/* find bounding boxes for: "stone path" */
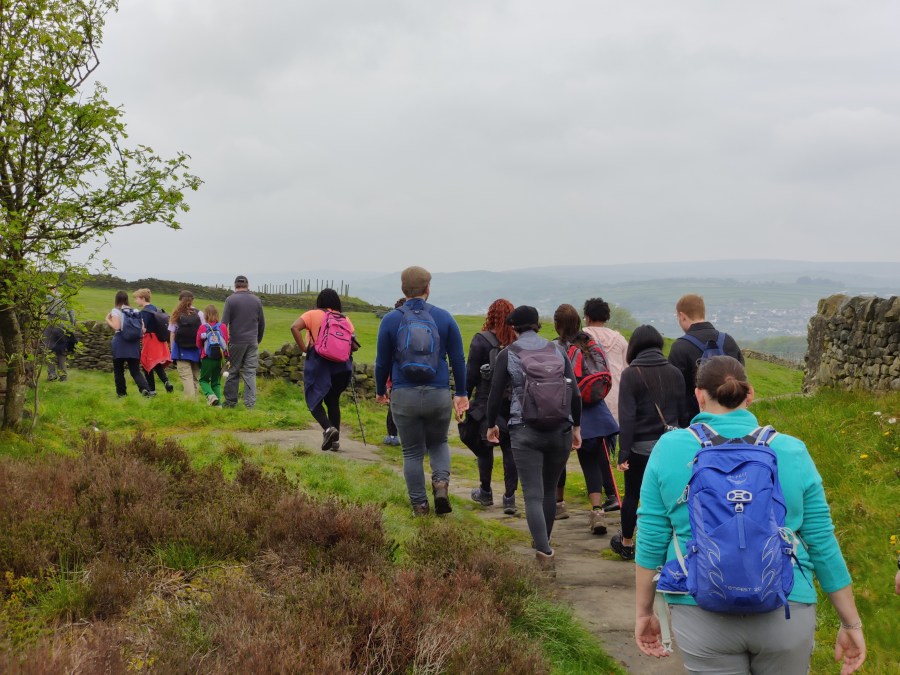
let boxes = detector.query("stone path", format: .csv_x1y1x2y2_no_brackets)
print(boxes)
230,427,684,675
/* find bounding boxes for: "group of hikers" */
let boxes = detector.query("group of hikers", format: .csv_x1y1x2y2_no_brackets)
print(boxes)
97,265,866,673
104,275,264,408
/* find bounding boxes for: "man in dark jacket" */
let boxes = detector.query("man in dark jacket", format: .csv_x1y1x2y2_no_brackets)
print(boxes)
667,294,743,418
222,275,265,409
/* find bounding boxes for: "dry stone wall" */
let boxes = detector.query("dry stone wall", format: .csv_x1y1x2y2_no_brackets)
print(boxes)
804,294,900,393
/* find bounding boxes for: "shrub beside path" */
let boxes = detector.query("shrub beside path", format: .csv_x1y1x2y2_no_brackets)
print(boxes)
230,428,684,675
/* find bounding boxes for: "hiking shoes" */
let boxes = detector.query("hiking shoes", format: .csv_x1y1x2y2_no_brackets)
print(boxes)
382,435,401,446
610,532,635,561
322,427,340,451
164,381,175,393
535,550,556,578
206,393,220,406
554,501,570,520
331,442,340,452
589,509,608,536
470,487,494,507
601,496,621,512
412,502,430,517
140,389,156,398
502,493,518,515
432,480,452,515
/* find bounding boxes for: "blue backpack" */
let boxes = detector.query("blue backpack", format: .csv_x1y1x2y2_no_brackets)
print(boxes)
119,308,143,343
656,424,798,618
204,323,227,360
395,303,441,382
679,332,727,363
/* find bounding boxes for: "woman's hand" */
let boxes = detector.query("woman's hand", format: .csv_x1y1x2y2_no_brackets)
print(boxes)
618,461,630,471
376,393,390,405
486,426,500,444
834,627,866,674
635,615,669,658
571,426,582,450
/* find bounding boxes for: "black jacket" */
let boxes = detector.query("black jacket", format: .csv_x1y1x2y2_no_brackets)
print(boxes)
618,348,688,463
667,321,743,418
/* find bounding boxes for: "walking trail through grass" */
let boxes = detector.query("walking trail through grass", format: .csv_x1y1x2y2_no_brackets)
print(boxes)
228,426,684,675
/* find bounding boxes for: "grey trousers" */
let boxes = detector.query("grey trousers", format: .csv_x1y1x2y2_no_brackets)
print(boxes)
509,424,571,555
224,343,258,408
390,386,453,506
671,602,816,675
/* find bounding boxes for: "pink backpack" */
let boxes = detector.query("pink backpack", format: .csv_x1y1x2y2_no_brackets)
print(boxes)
313,310,353,362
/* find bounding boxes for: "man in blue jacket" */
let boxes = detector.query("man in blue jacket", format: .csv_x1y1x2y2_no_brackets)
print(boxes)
375,266,469,516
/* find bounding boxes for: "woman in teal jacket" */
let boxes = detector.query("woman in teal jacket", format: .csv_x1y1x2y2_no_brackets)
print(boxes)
634,356,865,674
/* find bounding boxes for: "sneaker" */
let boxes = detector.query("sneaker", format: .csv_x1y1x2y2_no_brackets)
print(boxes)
589,509,608,535
432,480,452,515
412,502,430,517
141,389,156,398
164,381,174,393
322,426,339,451
601,496,621,512
331,442,340,452
470,487,494,507
207,393,220,406
382,435,401,446
502,493,517,515
535,549,556,578
222,401,236,409
554,501,569,520
610,532,635,561
389,436,401,446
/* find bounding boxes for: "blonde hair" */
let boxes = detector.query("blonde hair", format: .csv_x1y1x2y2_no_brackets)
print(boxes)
134,288,152,302
204,304,219,323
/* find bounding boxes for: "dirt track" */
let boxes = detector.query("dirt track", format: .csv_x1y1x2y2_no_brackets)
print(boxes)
231,427,684,674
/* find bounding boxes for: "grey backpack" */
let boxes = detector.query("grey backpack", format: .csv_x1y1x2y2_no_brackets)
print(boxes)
510,341,572,430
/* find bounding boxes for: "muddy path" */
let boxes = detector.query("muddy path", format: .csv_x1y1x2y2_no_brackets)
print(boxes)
229,427,683,675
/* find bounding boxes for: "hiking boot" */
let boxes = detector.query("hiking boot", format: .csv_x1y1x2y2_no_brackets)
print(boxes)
412,502,430,517
555,501,569,520
535,549,556,578
141,389,156,398
470,487,494,506
432,480,452,515
207,393,220,406
589,509,608,535
331,442,340,452
601,496,621,512
502,493,518,515
322,426,339,451
164,381,174,393
610,532,635,561
58,374,67,382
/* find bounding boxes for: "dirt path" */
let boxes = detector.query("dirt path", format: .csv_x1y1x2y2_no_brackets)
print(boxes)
231,428,683,675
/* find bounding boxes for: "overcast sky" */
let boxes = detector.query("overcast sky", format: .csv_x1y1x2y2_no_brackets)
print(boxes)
88,0,900,281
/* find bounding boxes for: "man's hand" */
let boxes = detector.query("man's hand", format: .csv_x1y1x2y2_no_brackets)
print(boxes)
376,394,390,405
486,426,500,444
453,395,469,421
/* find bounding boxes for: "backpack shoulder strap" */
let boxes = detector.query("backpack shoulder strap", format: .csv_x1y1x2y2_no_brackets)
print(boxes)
715,332,727,350
747,425,778,445
679,334,706,351
479,330,500,349
687,422,718,447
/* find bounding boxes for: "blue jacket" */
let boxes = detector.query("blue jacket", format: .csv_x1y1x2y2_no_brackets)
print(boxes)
375,298,467,396
636,408,852,606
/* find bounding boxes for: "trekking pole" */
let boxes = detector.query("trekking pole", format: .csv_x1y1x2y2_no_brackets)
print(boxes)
602,437,622,508
350,370,367,446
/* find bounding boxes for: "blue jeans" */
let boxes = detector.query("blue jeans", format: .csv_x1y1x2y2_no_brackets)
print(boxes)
510,424,571,554
390,386,453,506
224,343,258,408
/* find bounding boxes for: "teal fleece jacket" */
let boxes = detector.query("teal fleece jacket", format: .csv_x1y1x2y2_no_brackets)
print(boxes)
636,408,852,606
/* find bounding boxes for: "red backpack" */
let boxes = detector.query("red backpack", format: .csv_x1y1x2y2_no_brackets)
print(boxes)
313,310,354,362
565,331,612,405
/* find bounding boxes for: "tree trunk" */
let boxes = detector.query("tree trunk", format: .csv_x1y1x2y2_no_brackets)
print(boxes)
0,306,26,431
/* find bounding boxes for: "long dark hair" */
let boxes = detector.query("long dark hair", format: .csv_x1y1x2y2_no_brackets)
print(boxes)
114,290,128,308
626,325,664,364
553,304,581,343
316,288,342,312
171,291,195,322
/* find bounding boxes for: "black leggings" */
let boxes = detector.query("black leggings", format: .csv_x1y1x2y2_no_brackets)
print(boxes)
144,363,171,391
621,452,649,539
386,408,398,436
476,430,518,497
309,371,351,431
558,434,617,497
113,358,150,396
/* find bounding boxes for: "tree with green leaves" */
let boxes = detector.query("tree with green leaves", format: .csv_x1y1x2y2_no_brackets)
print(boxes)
0,0,201,429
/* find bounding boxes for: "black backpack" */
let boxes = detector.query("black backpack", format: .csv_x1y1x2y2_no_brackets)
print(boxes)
151,309,171,342
175,310,201,348
511,341,572,430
